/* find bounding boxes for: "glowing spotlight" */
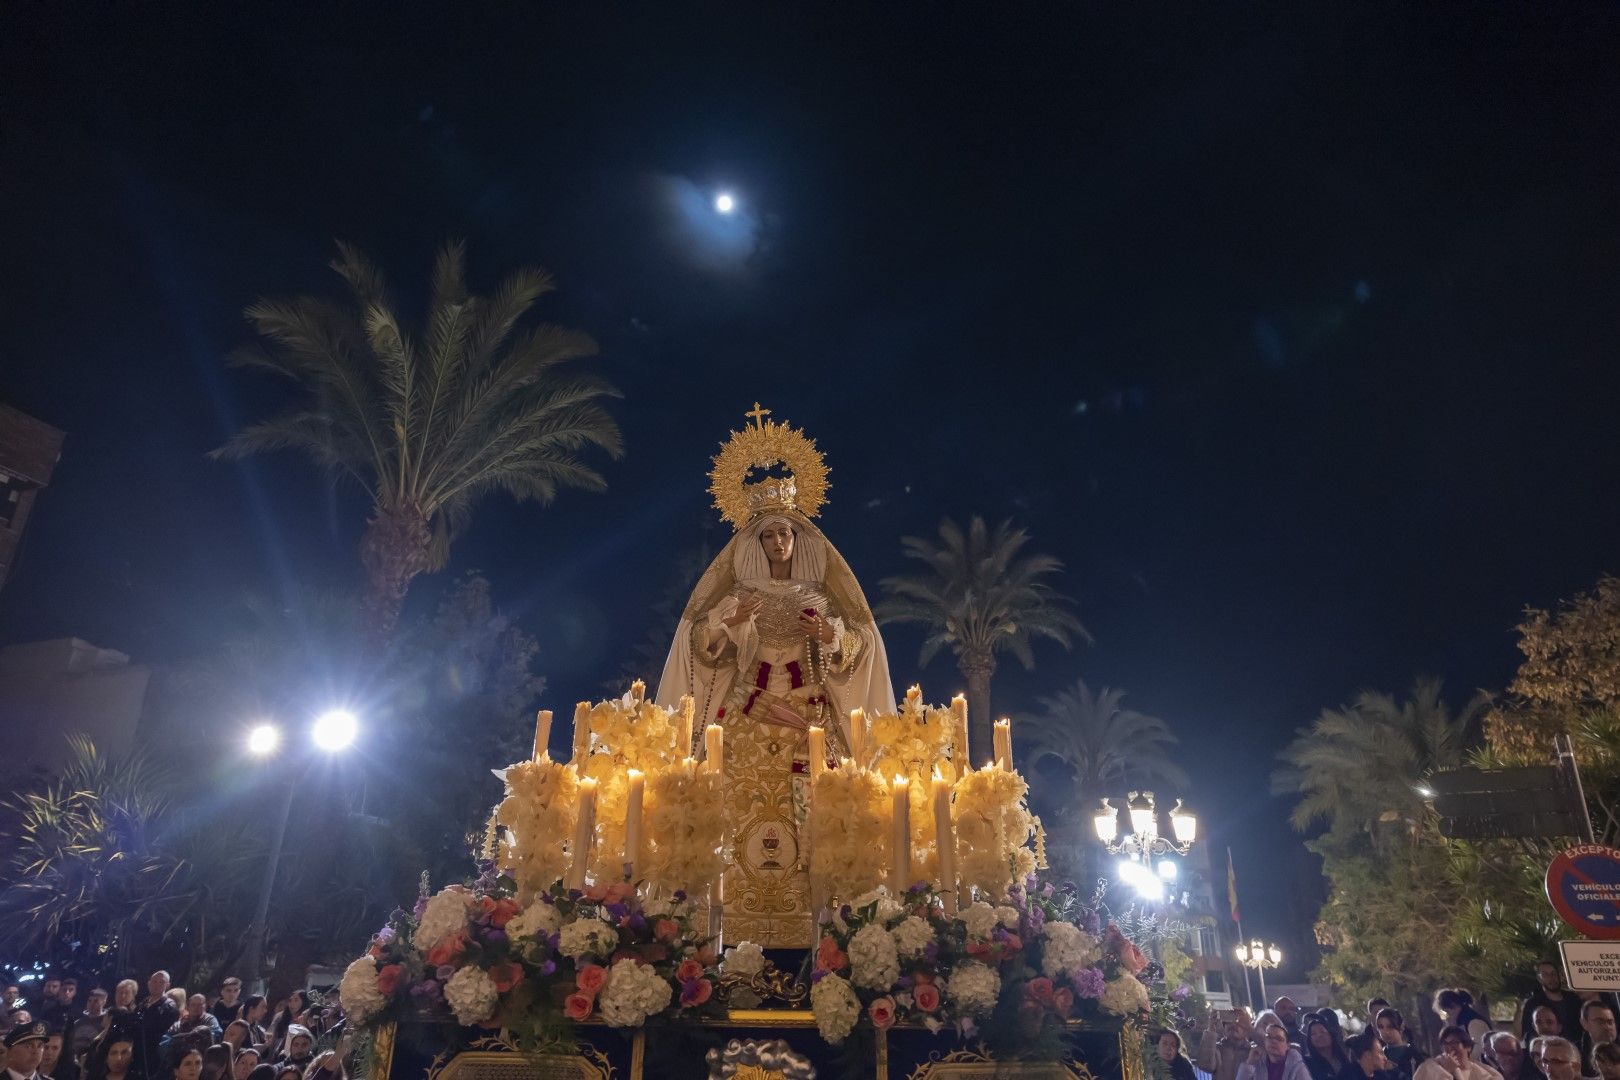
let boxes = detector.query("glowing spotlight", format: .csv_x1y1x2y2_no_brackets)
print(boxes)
311,709,358,752
714,192,736,214
1117,858,1166,901
1157,858,1179,882
247,724,281,756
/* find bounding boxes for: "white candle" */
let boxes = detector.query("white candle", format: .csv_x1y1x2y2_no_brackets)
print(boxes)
565,776,598,890
679,695,695,758
572,702,591,764
950,694,969,762
932,771,957,915
533,709,553,761
994,718,1012,771
705,724,724,774
906,684,922,709
630,678,646,703
807,726,826,783
624,769,644,878
849,708,865,767
890,775,911,894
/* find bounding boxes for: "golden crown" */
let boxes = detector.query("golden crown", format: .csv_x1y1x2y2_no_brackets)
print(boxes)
708,403,830,529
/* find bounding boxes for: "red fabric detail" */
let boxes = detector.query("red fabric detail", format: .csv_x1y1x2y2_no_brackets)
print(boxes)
785,661,804,690
755,662,771,689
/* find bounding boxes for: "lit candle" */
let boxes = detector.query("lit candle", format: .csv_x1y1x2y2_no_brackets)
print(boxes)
630,678,646,703
890,775,911,893
533,709,553,760
807,726,826,783
705,724,724,774
565,776,598,890
572,701,591,764
932,770,957,915
906,684,922,709
624,769,644,877
950,694,969,762
679,695,695,758
849,708,865,767
993,718,1012,771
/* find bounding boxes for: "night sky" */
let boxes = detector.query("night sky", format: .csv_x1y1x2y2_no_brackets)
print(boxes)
5,5,1620,977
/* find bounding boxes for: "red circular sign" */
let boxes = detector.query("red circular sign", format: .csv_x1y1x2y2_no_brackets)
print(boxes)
1546,844,1620,940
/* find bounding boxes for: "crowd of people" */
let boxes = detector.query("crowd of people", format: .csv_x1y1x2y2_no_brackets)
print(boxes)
0,972,349,1080
1156,964,1620,1080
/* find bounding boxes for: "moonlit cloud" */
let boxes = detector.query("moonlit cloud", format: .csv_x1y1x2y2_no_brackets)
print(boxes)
645,173,766,274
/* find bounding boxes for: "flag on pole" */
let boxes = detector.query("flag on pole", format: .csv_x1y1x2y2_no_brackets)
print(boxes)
1227,847,1242,924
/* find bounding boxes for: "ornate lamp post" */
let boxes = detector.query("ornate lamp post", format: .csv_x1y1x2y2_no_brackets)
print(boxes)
1235,939,1282,1005
1093,791,1198,857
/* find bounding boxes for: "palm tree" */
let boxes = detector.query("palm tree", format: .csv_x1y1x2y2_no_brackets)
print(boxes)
1273,676,1490,833
212,240,623,639
1021,679,1189,815
877,516,1089,764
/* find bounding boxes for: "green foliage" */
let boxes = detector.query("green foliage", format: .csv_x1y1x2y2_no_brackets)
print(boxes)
1020,679,1188,821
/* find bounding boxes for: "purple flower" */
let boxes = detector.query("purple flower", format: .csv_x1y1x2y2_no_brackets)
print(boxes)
672,890,687,902
897,975,914,990
567,888,583,901
1078,909,1100,935
1024,873,1038,890
436,964,457,981
539,960,556,976
992,927,1010,943
626,912,646,931
1041,883,1054,898
810,969,827,983
605,902,629,920
1072,967,1107,1000
482,927,507,946
413,897,430,919
909,882,929,894
1027,906,1046,931
959,1018,978,1039
1172,985,1191,1001
546,932,561,950
924,941,939,961
409,980,443,1003
376,927,397,945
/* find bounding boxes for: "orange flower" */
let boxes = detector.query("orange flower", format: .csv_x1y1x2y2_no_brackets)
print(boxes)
1025,977,1054,1005
563,992,593,1021
426,930,467,968
584,883,610,902
376,964,403,996
488,961,524,994
815,935,848,973
654,919,681,943
1053,987,1074,1019
606,882,635,904
676,959,705,983
576,964,608,995
490,899,520,929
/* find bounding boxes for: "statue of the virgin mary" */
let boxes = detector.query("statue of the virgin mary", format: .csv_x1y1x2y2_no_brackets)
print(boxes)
656,404,894,947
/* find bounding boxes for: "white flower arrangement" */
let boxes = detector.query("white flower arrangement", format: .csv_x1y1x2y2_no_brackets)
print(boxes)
1099,971,1150,1017
444,966,498,1026
415,887,473,954
557,916,620,960
643,758,727,895
944,960,1001,1017
810,973,861,1044
598,958,673,1028
721,941,767,978
337,956,386,1023
952,765,1036,898
848,923,901,991
995,906,1020,929
504,901,564,950
890,915,934,959
959,901,999,941
848,887,904,925
1040,921,1101,978
496,758,578,900
807,766,888,904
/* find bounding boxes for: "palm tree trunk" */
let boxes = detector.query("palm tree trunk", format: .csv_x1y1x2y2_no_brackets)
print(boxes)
359,502,433,643
959,652,996,767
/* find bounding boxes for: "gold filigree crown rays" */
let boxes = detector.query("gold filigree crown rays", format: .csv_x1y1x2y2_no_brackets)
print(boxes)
708,403,830,530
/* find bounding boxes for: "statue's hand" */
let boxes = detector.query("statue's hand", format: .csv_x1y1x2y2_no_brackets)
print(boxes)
724,594,764,627
797,612,836,644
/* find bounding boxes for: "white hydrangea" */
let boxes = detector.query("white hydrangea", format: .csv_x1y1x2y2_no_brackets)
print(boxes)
337,956,386,1023
558,917,620,960
721,940,767,978
890,916,934,959
505,901,563,942
414,887,472,953
848,887,904,925
598,959,673,1028
810,973,861,1044
959,901,998,941
1040,922,1101,978
848,923,901,990
1099,971,1150,1017
995,906,1020,929
945,960,1001,1016
444,966,498,1026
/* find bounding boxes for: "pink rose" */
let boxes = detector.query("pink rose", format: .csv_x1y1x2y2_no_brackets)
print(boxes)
488,961,524,994
815,935,848,973
606,882,635,904
868,996,897,1030
583,883,610,902
676,959,705,983
1025,977,1054,1005
680,979,712,1007
1053,987,1074,1019
563,992,593,1021
489,899,520,929
654,918,681,943
575,964,607,995
913,982,941,1012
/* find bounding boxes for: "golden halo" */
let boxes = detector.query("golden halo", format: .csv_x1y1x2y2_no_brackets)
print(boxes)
708,404,830,529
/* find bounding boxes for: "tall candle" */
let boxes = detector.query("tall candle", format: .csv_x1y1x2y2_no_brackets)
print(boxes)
890,775,911,893
932,771,957,915
807,726,826,783
679,695,695,758
905,684,922,709
950,694,969,762
705,724,724,774
630,678,646,703
993,718,1012,771
624,769,645,877
565,776,598,890
533,709,553,761
849,708,865,767
572,701,592,764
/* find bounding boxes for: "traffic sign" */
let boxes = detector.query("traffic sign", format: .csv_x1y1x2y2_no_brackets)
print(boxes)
1546,845,1620,939
1560,941,1620,991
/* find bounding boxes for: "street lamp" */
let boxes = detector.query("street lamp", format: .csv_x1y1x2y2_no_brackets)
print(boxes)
241,710,358,993
1235,939,1282,1004
1094,791,1198,857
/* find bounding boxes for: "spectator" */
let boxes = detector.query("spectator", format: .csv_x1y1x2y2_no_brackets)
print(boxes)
82,1033,135,1080
1538,1009,1569,1040
58,983,81,1030
1582,1003,1619,1073
6,1022,48,1080
219,1026,250,1058
1159,1030,1198,1080
1415,1026,1504,1080
71,991,108,1066
271,1068,300,1080
135,974,176,1080
1276,1000,1306,1048
1238,1024,1312,1080
303,1036,349,1080
3,989,19,1010
1256,1013,1285,1049
37,979,65,1031
271,1027,312,1072
230,1050,259,1080
161,1000,220,1069
1487,1032,1543,1080
207,986,241,1034
1536,1037,1587,1080
1304,1014,1351,1080
1201,1012,1257,1080
1369,1001,1392,1031
263,997,306,1064
1523,964,1584,1045
242,1065,275,1080
199,1045,232,1080
1341,1031,1392,1080
235,1002,266,1054
1378,1008,1422,1080
41,1029,79,1080
170,1049,203,1080
112,986,137,1015
1592,1043,1620,1080
1435,991,1493,1063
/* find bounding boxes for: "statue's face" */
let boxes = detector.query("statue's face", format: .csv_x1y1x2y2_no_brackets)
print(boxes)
758,522,794,565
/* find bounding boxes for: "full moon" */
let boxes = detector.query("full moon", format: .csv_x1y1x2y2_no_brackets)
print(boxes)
714,192,736,214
